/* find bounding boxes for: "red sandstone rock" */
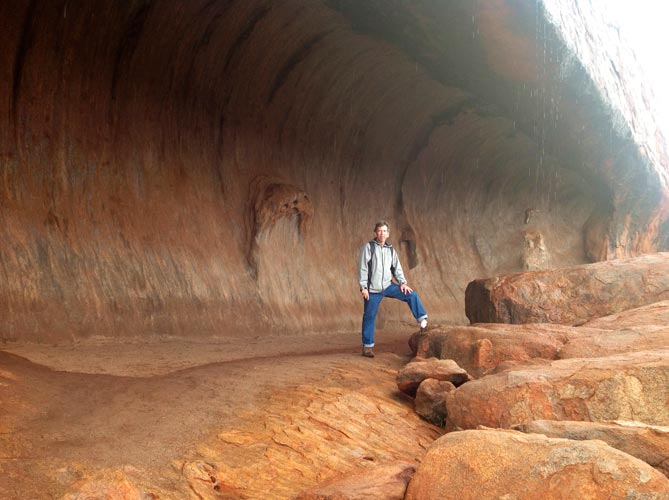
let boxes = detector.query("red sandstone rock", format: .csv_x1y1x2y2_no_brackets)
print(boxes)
414,379,455,426
294,462,415,500
514,420,669,478
445,349,669,430
558,325,669,359
465,253,669,325
1,0,668,344
478,322,669,362
404,429,669,499
412,324,576,376
412,322,669,375
3,0,669,498
487,357,553,374
584,300,669,329
62,469,162,500
396,358,470,397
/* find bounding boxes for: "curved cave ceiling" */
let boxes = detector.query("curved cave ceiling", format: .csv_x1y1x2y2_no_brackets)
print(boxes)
1,0,668,342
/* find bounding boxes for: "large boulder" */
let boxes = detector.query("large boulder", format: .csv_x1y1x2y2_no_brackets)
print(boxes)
465,253,669,325
445,349,669,430
404,429,669,500
412,322,669,377
514,420,669,478
414,379,456,426
411,324,578,376
396,358,470,397
584,300,669,329
558,325,669,359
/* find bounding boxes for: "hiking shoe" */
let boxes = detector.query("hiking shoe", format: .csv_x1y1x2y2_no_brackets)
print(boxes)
420,318,428,332
362,348,375,358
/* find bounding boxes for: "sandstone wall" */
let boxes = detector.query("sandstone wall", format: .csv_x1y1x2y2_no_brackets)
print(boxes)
1,0,667,341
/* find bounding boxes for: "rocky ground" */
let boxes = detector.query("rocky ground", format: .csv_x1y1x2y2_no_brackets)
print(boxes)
0,330,440,499
6,256,669,499
396,254,669,499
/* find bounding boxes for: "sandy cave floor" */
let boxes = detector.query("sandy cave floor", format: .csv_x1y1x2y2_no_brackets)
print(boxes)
0,328,442,499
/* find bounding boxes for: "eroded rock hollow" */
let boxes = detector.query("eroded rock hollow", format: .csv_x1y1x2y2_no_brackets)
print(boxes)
1,0,668,342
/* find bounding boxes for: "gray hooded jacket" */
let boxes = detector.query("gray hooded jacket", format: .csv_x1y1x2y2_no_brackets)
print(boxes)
358,240,407,293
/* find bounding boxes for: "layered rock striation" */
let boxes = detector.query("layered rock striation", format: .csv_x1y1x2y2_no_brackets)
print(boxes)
1,0,668,342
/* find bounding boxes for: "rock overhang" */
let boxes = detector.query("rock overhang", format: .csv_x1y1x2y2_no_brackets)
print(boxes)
1,0,667,341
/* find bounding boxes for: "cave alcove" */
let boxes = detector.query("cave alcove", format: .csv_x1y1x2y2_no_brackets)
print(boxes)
1,0,667,342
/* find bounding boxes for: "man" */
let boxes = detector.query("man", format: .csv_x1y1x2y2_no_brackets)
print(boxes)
357,221,428,358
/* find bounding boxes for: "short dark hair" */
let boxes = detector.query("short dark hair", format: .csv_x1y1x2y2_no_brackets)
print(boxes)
374,221,389,231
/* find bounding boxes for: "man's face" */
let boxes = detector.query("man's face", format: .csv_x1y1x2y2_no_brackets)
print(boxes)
374,225,389,244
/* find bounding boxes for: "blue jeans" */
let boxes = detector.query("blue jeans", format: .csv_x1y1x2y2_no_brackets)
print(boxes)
362,283,427,347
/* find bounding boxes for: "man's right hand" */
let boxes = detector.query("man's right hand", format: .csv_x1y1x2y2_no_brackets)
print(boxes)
361,289,369,301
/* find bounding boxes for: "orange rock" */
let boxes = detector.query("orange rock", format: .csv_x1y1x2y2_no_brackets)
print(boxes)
411,324,573,376
295,461,415,500
584,300,669,329
514,420,669,478
405,429,669,500
445,349,669,430
62,468,161,500
558,325,669,359
465,253,669,325
487,357,552,375
414,379,455,426
412,322,669,376
396,358,470,397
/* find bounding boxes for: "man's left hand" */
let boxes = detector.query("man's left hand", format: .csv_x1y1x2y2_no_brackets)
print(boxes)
400,283,413,295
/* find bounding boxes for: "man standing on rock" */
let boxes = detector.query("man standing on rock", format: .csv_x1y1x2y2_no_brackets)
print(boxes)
358,221,428,357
